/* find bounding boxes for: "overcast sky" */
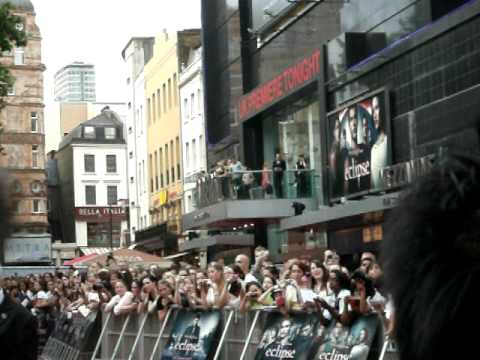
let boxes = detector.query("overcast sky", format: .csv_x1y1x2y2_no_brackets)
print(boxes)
32,0,201,150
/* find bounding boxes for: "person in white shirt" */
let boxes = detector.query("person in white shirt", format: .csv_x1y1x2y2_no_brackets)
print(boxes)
104,280,134,316
315,270,351,326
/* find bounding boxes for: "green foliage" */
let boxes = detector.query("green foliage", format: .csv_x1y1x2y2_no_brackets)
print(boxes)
0,2,27,156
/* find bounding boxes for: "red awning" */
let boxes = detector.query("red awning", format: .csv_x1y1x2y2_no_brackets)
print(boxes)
63,253,98,266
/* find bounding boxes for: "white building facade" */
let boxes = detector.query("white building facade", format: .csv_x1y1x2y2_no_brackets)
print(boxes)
54,61,96,102
73,144,129,248
56,109,129,252
179,47,207,214
122,37,155,241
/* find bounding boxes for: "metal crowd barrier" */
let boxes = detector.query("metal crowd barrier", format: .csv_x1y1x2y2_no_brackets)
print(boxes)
89,307,399,360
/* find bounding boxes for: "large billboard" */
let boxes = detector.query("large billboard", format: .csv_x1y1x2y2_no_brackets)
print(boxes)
4,235,51,263
327,89,391,201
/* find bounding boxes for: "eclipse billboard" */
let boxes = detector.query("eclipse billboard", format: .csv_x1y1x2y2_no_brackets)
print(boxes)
327,89,392,202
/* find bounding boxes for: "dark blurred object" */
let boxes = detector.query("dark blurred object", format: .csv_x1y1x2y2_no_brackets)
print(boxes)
292,202,306,216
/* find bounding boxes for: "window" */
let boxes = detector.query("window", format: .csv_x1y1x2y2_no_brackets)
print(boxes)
165,144,169,185
32,145,39,168
14,47,24,65
192,139,197,169
15,22,24,31
85,185,96,205
7,87,15,96
154,151,158,191
199,135,204,167
13,201,20,214
157,89,161,118
105,127,116,139
184,98,189,120
186,142,190,171
159,148,164,188
107,186,117,205
197,89,202,112
87,222,120,247
84,126,95,138
130,176,134,184
129,151,133,159
142,160,146,193
168,78,172,109
147,98,151,124
170,140,175,181
173,73,178,105
84,154,95,172
149,154,154,192
191,93,195,117
31,112,38,132
176,137,181,181
152,93,156,122
162,84,166,113
106,155,117,173
33,199,41,213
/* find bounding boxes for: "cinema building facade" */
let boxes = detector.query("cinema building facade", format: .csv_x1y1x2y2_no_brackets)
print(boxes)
183,0,480,265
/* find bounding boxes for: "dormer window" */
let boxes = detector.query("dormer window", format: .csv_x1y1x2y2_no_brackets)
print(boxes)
105,127,116,140
84,126,95,139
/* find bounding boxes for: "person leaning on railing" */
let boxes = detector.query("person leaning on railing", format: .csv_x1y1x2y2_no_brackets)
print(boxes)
239,281,265,313
104,279,134,316
156,280,174,321
200,262,229,309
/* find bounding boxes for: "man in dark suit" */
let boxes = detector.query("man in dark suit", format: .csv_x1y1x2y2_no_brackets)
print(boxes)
0,172,38,359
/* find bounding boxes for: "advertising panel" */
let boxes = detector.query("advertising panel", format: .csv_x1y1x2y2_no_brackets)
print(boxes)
255,313,382,360
4,235,51,263
161,309,222,360
251,0,296,33
327,89,391,201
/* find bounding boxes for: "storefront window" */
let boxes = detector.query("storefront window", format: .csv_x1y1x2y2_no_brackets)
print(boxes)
87,222,120,247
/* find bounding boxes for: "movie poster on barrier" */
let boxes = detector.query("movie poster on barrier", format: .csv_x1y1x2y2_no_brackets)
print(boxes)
43,310,100,355
161,309,221,360
312,314,382,360
327,89,391,202
255,312,319,360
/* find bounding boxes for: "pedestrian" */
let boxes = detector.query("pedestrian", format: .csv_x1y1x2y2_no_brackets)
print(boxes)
0,172,38,360
272,152,286,198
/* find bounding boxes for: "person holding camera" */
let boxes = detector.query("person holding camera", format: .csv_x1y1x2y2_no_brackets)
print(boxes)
239,281,264,313
314,270,351,326
201,262,228,309
138,275,158,314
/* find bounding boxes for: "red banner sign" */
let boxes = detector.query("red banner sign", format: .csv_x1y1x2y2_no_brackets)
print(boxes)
75,207,128,221
238,49,321,122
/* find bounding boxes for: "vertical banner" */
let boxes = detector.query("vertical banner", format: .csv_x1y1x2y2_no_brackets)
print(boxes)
161,309,222,360
327,89,391,201
255,312,319,360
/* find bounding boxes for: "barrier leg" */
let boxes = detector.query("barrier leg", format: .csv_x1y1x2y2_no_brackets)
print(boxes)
213,310,234,360
127,313,148,360
90,312,112,360
110,314,132,360
239,311,261,360
148,308,173,360
379,337,390,360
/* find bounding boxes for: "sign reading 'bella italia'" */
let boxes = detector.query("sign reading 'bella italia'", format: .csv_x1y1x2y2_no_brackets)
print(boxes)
238,49,321,122
75,207,128,221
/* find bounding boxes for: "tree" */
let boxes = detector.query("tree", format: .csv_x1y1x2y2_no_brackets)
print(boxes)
0,2,26,154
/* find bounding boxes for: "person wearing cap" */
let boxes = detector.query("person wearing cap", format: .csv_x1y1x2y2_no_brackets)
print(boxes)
0,173,38,359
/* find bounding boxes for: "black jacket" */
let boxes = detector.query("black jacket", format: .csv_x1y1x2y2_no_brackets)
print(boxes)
0,291,38,360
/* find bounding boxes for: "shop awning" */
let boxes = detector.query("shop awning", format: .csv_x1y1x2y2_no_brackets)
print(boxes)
80,247,119,256
179,234,254,251
162,252,191,260
72,248,173,268
63,253,98,266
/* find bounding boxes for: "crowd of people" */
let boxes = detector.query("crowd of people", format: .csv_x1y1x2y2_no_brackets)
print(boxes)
0,246,394,356
199,154,311,202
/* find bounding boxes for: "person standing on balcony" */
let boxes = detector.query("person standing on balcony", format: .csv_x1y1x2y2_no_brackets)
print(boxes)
272,152,286,198
295,154,308,197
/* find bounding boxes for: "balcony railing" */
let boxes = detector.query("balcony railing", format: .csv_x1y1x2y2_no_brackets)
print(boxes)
191,169,316,209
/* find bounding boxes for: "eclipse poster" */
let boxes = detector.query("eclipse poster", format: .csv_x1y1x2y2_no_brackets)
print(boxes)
327,90,391,201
